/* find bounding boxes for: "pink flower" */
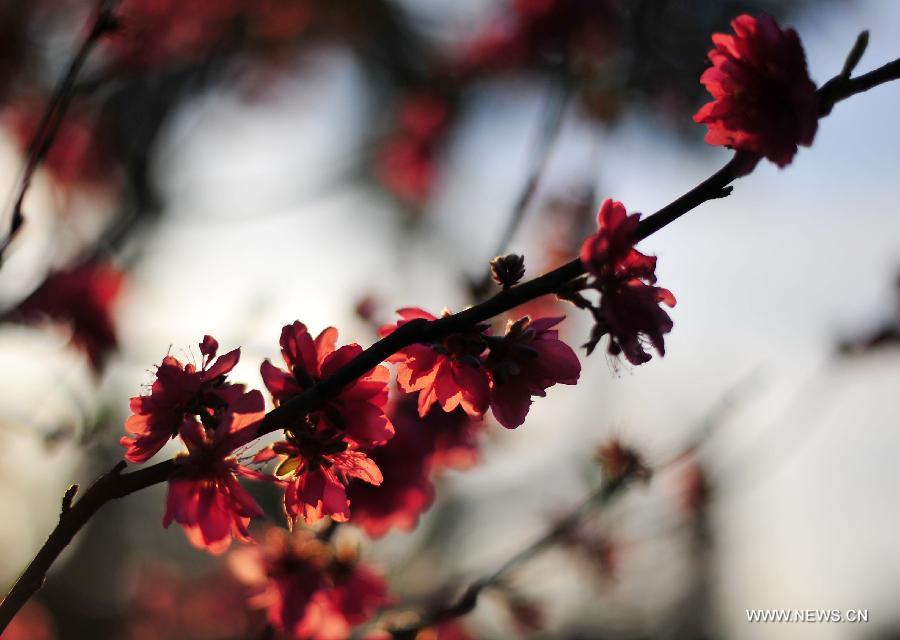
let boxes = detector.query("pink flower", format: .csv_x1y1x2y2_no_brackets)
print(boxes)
579,199,676,365
261,321,394,446
693,14,818,168
121,335,245,463
14,261,123,372
163,390,266,554
256,425,383,527
486,316,581,429
380,308,490,419
230,528,391,639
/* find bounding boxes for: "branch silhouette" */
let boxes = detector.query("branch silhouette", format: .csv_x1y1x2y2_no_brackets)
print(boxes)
1,36,899,634
0,0,121,266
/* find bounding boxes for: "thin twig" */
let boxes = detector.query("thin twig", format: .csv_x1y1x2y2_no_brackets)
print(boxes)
387,372,764,636
470,84,571,298
0,0,120,266
388,476,628,639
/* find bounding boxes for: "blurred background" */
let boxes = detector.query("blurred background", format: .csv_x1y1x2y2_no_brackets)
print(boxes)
1,0,900,638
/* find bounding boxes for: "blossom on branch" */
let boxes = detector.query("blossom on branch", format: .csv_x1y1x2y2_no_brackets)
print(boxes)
121,335,246,463
380,308,490,419
693,14,818,168
261,321,394,445
255,425,383,527
163,390,266,554
230,528,391,639
486,316,581,429
579,199,676,365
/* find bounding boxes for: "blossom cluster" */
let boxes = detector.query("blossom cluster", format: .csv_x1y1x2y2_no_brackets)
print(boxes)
109,10,833,638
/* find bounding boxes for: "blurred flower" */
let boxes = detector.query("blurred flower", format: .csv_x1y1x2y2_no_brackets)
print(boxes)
14,261,123,372
580,199,675,365
380,308,490,419
693,14,818,168
501,591,546,636
261,320,394,445
230,528,391,639
376,93,450,206
119,561,255,640
163,389,266,554
348,397,485,538
242,0,314,44
121,334,245,463
677,460,711,516
347,401,434,538
485,316,580,429
3,601,56,640
107,0,242,68
5,100,113,189
456,0,620,77
354,294,379,324
595,440,648,482
255,425,382,527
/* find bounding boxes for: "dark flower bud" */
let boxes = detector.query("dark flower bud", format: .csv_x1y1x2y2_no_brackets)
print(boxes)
595,440,649,483
490,254,526,289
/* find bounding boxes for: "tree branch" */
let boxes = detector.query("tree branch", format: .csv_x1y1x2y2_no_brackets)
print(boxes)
0,0,120,267
470,84,570,298
388,476,628,639
2,49,899,633
0,458,174,632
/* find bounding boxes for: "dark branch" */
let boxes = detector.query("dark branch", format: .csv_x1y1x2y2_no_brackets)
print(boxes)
0,458,175,632
389,475,628,638
0,1,120,266
818,55,900,116
2,47,900,634
470,84,571,298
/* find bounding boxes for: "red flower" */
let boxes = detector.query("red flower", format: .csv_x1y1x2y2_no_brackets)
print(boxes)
579,199,676,365
242,0,314,43
348,398,485,538
107,0,242,68
347,407,434,538
4,601,56,640
230,528,391,639
376,93,450,205
261,321,394,445
121,335,245,463
380,308,490,419
14,261,123,372
693,14,818,168
256,425,383,527
456,0,618,76
6,101,112,188
163,390,266,554
485,316,581,429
